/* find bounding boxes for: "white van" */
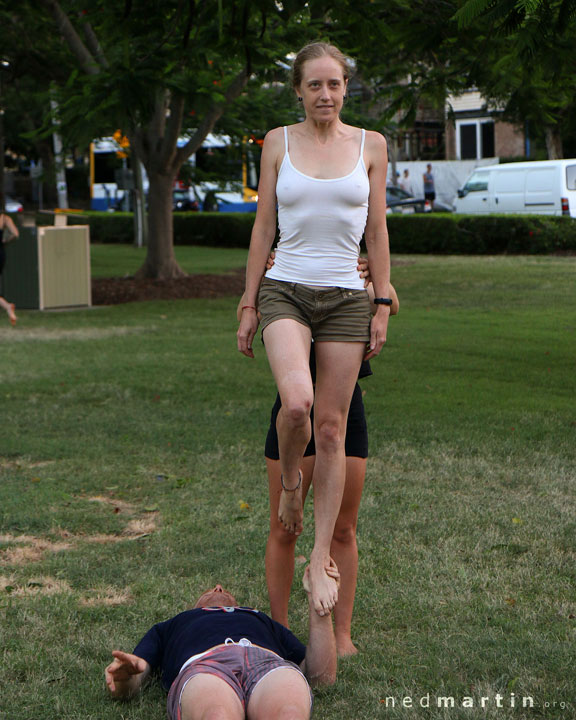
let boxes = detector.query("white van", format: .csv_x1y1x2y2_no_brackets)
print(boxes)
453,160,576,217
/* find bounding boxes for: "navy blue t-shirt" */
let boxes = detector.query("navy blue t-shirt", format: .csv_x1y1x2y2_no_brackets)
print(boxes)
133,607,307,690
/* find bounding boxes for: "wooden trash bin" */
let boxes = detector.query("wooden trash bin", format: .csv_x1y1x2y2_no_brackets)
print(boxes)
2,224,91,310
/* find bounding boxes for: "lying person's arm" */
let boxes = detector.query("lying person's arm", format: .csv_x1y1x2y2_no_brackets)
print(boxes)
105,650,151,700
301,562,338,686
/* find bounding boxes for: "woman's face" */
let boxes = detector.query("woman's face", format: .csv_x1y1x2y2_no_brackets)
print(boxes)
297,56,347,123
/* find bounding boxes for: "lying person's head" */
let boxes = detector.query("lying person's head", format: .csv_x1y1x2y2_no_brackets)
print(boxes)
193,584,238,608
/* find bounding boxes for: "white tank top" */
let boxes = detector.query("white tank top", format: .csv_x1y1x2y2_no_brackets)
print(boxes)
265,126,369,289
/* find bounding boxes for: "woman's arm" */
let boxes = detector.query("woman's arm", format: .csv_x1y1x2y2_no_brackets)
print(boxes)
237,128,283,358
363,131,391,360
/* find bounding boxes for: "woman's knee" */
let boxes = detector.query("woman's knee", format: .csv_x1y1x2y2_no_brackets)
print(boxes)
332,519,357,546
314,418,344,452
279,397,312,428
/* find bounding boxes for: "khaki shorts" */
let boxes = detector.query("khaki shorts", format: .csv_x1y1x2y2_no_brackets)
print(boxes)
258,278,371,343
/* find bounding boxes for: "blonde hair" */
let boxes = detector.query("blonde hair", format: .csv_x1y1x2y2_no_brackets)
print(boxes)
292,42,351,90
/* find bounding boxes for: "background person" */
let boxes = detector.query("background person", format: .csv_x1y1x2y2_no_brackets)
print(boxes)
237,42,392,619
400,168,417,197
423,163,436,207
105,568,338,720
0,212,19,326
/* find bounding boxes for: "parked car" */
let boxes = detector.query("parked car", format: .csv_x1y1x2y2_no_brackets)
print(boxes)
386,186,431,214
453,159,576,217
173,190,199,212
5,196,23,213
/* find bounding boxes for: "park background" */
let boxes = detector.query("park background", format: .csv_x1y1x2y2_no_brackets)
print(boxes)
1,2,576,719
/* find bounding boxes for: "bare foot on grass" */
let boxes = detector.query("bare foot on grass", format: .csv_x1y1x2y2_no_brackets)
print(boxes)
278,471,303,535
8,304,17,326
336,636,358,657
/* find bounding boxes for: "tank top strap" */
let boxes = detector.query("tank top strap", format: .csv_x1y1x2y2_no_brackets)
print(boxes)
283,126,289,154
360,128,366,157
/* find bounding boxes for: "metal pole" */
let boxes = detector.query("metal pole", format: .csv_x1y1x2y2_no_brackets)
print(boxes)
0,59,8,213
50,92,69,209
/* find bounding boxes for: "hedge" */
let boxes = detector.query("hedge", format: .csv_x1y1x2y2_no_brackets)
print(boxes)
386,213,576,254
36,211,576,254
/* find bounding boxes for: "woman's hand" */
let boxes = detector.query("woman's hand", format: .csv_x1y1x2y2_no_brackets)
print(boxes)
364,307,390,360
237,308,260,358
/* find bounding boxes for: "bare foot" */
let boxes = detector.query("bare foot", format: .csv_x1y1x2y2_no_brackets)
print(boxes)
336,636,358,657
8,304,17,326
309,557,339,616
278,471,303,535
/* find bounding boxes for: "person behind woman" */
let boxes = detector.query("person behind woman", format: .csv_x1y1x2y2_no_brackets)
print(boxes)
0,212,19,326
237,42,391,617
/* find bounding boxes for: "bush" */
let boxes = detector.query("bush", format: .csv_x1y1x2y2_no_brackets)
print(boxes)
35,211,576,254
173,212,256,247
36,211,134,244
387,213,576,254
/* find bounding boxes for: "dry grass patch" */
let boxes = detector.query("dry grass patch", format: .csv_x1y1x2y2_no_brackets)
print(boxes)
0,538,72,566
0,458,57,470
79,585,133,607
0,327,150,344
0,509,158,566
123,515,158,536
87,495,138,514
1,575,73,597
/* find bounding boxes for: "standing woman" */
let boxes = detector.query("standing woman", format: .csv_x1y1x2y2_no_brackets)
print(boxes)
237,42,391,617
0,212,19,326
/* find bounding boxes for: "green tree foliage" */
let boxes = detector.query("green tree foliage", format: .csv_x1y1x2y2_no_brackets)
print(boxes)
29,0,390,278
454,0,576,158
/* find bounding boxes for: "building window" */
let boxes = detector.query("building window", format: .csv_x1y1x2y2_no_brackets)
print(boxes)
456,119,495,159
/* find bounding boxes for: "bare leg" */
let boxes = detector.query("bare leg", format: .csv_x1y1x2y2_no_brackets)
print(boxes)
331,456,366,656
247,667,311,720
308,341,365,616
0,296,16,326
180,674,244,720
265,457,314,626
263,320,313,535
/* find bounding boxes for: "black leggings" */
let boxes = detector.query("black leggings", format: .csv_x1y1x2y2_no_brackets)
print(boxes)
264,383,368,460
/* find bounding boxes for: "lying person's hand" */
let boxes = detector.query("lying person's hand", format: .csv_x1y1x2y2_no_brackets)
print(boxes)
105,650,148,694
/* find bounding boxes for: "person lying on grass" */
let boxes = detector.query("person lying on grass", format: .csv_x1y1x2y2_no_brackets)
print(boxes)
105,562,339,720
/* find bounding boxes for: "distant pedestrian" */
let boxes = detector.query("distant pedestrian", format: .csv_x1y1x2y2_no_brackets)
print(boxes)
400,169,416,197
0,212,19,326
423,164,436,207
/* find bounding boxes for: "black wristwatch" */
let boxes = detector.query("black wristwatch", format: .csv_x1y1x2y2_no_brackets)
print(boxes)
374,297,393,306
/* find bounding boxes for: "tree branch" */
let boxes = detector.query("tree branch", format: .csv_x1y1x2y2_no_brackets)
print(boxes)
38,0,100,76
82,21,109,69
175,67,248,166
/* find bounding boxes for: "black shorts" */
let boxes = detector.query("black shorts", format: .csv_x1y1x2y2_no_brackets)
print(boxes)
264,383,368,460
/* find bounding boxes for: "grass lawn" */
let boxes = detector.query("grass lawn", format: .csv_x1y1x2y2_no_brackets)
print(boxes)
90,243,249,277
1,252,575,719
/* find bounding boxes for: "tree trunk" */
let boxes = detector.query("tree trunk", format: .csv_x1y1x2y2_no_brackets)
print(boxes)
135,171,186,279
544,125,563,159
